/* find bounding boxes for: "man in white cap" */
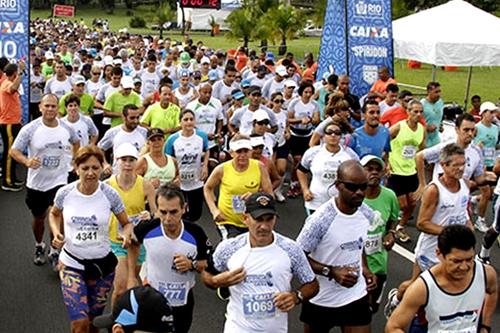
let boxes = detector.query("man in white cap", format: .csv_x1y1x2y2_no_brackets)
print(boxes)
262,65,287,100
59,76,94,116
41,51,55,77
44,60,72,100
103,76,142,128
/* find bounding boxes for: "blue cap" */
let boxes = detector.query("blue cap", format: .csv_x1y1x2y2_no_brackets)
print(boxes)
241,79,251,88
179,69,190,78
231,89,245,100
265,52,275,61
208,69,219,81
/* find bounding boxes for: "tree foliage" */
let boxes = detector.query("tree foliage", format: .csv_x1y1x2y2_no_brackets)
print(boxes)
263,5,306,46
400,0,497,12
225,7,255,47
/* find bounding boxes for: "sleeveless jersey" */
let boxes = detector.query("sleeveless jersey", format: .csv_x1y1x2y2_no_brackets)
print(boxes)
389,121,424,176
108,175,145,243
143,153,176,186
420,261,486,333
218,159,261,228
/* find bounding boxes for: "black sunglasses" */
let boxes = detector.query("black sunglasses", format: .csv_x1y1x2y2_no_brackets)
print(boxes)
256,120,270,126
92,72,101,75
340,181,368,192
273,99,284,103
324,129,342,136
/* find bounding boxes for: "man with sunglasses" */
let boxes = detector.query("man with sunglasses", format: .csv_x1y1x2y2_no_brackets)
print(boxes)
297,160,377,333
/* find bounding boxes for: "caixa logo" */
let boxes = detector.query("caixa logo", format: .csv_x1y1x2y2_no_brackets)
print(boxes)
354,0,384,18
0,0,18,12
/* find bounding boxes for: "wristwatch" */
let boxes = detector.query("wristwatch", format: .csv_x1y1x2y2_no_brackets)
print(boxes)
191,259,198,271
294,290,304,304
321,265,331,278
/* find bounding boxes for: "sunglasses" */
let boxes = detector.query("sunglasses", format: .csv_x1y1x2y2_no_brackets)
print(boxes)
92,72,100,75
340,181,368,192
324,129,342,136
273,99,284,103
256,120,270,126
251,93,262,97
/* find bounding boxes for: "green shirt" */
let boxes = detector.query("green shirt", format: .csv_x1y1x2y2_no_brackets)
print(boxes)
59,92,95,116
58,53,73,66
103,91,142,127
363,186,400,274
41,62,54,77
141,102,181,137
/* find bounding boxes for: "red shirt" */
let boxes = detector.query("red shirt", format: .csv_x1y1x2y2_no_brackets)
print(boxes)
381,105,426,128
0,79,21,124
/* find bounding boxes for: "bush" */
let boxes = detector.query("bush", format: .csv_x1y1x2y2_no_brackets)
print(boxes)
129,16,147,28
126,10,134,16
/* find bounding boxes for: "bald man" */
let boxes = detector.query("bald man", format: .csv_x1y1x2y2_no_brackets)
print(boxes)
296,160,377,333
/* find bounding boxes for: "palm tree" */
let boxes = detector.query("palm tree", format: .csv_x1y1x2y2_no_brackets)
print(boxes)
263,4,306,55
225,8,255,47
153,3,175,39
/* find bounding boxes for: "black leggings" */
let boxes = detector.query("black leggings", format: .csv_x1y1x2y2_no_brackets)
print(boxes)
172,290,195,333
182,187,204,222
0,123,21,186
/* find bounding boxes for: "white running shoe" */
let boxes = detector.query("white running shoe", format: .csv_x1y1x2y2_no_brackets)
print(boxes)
383,288,399,319
474,217,489,233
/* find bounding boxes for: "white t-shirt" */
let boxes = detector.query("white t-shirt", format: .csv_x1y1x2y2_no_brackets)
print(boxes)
96,83,120,124
230,105,278,136
140,70,161,98
56,181,124,270
44,77,72,100
297,199,374,307
186,98,223,149
262,77,285,100
211,232,316,333
299,145,359,210
174,86,196,109
12,118,79,191
212,80,239,113
288,98,319,137
97,126,147,171
61,114,98,147
30,73,45,103
273,109,288,147
85,80,104,115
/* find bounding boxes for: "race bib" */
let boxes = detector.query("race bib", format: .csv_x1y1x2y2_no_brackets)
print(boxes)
322,161,338,182
402,145,416,159
158,281,188,306
42,155,61,169
364,233,383,255
232,195,246,214
73,225,99,246
129,214,141,226
181,169,196,181
242,292,276,319
484,147,495,160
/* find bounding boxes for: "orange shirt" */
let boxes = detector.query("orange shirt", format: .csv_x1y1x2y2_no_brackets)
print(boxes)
370,78,397,95
0,79,21,124
381,105,426,128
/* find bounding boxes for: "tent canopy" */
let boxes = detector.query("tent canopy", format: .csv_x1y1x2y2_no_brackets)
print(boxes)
393,0,500,66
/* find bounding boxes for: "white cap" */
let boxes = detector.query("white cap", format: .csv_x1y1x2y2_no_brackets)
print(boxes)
229,139,252,152
200,56,210,65
275,65,287,77
103,55,114,65
284,79,297,88
121,76,134,89
480,101,499,115
360,154,385,169
113,58,123,65
45,51,54,60
72,75,86,85
115,143,139,159
252,109,270,122
250,136,265,147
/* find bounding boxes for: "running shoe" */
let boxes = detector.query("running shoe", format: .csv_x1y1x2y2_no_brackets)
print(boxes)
14,179,25,186
216,287,230,301
383,288,399,319
274,189,286,203
476,254,491,265
48,249,60,272
395,227,411,243
33,243,46,266
470,195,479,216
1,184,23,192
286,183,298,198
474,217,489,233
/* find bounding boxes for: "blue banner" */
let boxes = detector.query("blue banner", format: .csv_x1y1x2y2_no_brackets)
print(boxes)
0,0,29,124
317,0,393,97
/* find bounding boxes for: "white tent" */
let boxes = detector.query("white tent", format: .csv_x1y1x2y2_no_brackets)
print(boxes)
393,0,500,66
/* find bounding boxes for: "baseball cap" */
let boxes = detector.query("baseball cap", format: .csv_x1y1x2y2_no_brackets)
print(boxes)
72,75,86,86
231,89,245,100
103,55,114,65
121,76,134,89
284,79,297,88
252,109,270,122
147,128,165,140
93,286,174,332
265,52,275,62
113,58,123,65
257,65,268,73
208,69,219,81
240,79,251,88
360,154,385,169
114,142,139,159
275,65,287,77
200,56,210,65
480,101,499,115
229,138,252,152
248,85,262,95
250,135,265,147
180,51,191,64
179,68,191,78
245,192,277,219
133,76,142,85
193,70,202,79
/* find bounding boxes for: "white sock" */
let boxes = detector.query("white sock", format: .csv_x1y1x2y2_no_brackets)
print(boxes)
35,242,45,248
480,246,491,258
49,246,59,255
396,224,404,231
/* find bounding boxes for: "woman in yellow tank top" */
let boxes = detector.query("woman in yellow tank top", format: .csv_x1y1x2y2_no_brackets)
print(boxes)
204,134,274,240
107,143,156,306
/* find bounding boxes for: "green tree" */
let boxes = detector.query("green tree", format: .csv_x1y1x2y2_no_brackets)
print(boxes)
153,3,175,38
400,0,497,12
263,4,306,55
225,8,255,47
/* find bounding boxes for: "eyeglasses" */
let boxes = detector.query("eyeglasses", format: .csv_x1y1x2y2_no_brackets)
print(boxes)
251,93,262,97
324,129,342,136
256,120,270,126
273,99,284,103
339,181,368,192
92,72,100,75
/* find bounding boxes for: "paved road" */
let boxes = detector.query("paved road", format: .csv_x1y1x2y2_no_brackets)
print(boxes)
1,184,499,332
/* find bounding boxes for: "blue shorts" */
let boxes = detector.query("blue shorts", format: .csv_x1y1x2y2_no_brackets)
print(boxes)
110,241,146,264
60,265,115,321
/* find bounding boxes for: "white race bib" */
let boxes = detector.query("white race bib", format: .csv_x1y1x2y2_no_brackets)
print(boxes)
402,145,416,159
158,281,189,307
42,155,61,169
484,147,495,160
232,195,246,214
181,169,196,181
437,327,476,333
364,233,383,255
242,292,276,319
73,225,99,246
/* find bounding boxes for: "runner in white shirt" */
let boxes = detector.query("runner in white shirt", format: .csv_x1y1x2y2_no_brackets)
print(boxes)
128,183,211,333
212,66,239,115
97,104,147,175
85,65,105,136
95,67,123,129
48,145,132,333
61,94,99,147
261,65,287,100
10,94,80,268
250,110,276,159
202,192,319,333
174,69,199,109
44,61,72,99
298,121,359,215
140,55,161,99
165,110,209,223
296,160,377,333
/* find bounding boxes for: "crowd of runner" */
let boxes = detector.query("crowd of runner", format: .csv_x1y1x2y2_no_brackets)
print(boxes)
0,17,498,332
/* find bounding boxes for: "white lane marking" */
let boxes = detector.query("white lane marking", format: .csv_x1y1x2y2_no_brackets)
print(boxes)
393,243,415,262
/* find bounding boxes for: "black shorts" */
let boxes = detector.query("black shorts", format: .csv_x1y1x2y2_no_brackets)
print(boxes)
25,185,63,217
216,224,247,240
289,135,311,157
275,142,290,159
387,174,419,197
368,274,387,312
300,295,372,330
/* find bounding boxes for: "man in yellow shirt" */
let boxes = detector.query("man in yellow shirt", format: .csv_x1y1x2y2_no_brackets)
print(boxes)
103,76,142,127
140,84,181,137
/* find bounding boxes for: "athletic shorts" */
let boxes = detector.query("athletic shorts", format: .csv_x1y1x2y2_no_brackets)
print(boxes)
60,265,115,321
289,135,311,157
368,274,387,312
275,142,290,159
300,295,372,330
110,241,146,264
387,174,419,197
25,185,63,217
216,224,248,240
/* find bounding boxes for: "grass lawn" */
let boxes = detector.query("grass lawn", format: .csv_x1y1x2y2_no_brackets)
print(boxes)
31,5,500,104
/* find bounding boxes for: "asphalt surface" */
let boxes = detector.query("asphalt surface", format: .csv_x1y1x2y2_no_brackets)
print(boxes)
1,180,499,332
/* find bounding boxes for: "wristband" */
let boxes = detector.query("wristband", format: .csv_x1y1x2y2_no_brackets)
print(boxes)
481,324,491,333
